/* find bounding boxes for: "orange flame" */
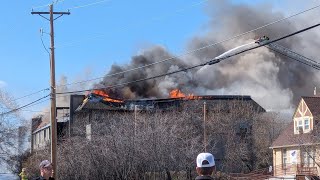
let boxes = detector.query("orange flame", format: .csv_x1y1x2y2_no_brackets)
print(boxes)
92,90,123,103
169,89,186,98
169,89,200,100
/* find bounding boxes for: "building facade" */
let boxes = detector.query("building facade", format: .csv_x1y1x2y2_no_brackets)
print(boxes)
270,96,320,178
31,92,266,174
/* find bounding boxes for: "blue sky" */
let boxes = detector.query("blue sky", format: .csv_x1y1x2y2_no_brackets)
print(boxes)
0,0,315,117
1,0,212,114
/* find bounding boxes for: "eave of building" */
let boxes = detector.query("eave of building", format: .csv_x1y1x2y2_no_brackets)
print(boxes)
76,94,265,112
269,142,320,149
32,124,50,134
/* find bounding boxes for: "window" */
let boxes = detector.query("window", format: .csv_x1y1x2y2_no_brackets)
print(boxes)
33,134,36,147
44,129,46,140
47,129,50,140
282,149,287,169
237,122,251,142
304,119,310,130
296,120,303,132
302,149,315,167
35,133,39,146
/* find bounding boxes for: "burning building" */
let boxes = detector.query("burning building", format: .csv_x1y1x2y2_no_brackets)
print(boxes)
75,90,267,171
31,88,270,173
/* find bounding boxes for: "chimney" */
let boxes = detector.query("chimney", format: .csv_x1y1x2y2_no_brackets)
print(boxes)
314,87,317,96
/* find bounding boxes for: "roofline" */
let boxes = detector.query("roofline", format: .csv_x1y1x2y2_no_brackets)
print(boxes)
270,142,320,149
32,124,50,134
292,98,304,122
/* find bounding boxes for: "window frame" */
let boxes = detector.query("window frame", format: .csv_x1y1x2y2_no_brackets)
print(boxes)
44,129,46,140
304,118,310,130
282,149,287,169
296,120,303,132
295,117,311,133
302,148,315,167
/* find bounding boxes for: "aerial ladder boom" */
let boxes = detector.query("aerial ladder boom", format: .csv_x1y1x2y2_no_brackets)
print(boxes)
256,36,320,70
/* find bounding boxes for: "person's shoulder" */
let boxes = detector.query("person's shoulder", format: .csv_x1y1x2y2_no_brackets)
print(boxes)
195,175,215,180
32,177,54,180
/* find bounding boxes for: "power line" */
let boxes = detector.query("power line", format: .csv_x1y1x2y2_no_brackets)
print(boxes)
1,107,47,113
55,22,320,95
40,31,50,55
20,98,50,112
32,4,51,10
58,0,208,48
13,88,49,101
32,0,65,10
0,95,50,116
55,3,320,88
68,0,111,10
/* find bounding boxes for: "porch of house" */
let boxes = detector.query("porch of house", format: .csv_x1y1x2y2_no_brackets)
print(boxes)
273,164,318,179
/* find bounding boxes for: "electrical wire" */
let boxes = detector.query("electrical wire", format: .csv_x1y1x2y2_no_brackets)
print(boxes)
0,107,48,113
57,3,320,49
0,95,50,116
55,22,320,95
68,0,111,10
54,0,66,5
32,0,65,10
40,33,50,55
58,0,208,48
32,4,51,10
55,3,320,88
12,88,49,101
17,98,50,113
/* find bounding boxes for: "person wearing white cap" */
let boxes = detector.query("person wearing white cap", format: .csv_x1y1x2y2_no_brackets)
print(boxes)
33,160,54,180
195,153,216,180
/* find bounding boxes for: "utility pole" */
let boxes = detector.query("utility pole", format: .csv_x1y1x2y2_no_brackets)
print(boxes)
203,102,207,152
134,105,137,136
31,5,70,180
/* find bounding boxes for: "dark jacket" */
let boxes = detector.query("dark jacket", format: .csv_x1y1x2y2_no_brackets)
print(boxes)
195,175,215,180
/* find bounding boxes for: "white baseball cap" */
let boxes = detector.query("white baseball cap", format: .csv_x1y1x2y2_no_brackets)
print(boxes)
196,153,215,167
39,160,52,169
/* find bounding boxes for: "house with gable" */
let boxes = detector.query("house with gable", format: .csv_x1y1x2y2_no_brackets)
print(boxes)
270,96,320,178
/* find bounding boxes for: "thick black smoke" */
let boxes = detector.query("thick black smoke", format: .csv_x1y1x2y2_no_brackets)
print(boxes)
95,0,320,111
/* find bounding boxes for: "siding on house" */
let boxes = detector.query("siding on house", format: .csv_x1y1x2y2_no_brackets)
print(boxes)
32,126,50,150
271,96,320,177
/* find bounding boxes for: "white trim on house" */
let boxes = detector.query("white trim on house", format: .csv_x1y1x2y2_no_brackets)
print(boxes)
32,124,50,134
270,143,320,149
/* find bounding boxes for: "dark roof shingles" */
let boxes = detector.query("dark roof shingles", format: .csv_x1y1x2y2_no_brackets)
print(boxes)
302,96,320,118
271,121,314,148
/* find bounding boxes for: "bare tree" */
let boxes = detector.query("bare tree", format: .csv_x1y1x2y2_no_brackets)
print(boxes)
0,89,26,172
22,99,286,179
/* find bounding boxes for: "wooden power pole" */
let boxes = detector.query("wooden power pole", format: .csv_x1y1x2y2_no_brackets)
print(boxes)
203,102,207,152
32,5,70,179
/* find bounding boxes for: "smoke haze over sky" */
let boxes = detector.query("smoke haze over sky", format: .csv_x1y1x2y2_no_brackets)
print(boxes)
95,0,320,112
1,0,320,118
